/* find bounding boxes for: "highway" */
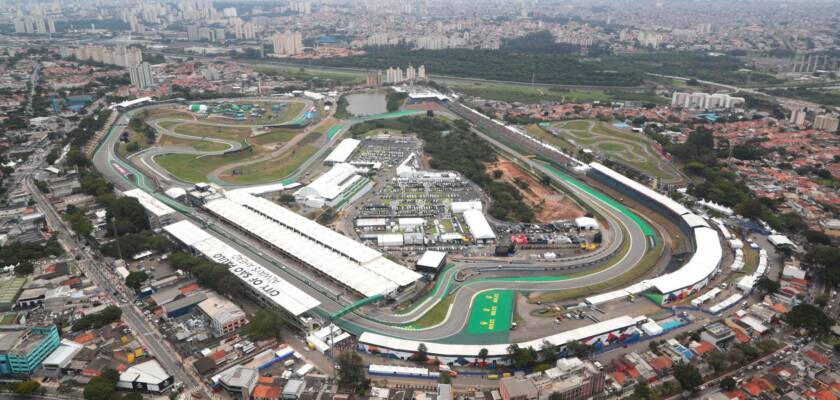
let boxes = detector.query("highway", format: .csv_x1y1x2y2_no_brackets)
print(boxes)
88,99,657,343
23,174,203,394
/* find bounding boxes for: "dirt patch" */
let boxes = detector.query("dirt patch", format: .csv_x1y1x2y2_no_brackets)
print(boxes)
488,160,585,223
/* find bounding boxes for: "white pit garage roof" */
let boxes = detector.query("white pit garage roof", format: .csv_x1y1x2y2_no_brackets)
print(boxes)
206,191,421,297
123,189,175,217
463,209,496,240
163,221,320,316
164,220,213,247
417,251,447,270
325,138,361,164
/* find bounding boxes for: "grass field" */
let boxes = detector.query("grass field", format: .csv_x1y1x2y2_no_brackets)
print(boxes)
450,82,666,104
553,120,680,182
172,123,252,141
219,132,322,185
117,129,152,157
158,136,229,152
410,294,455,329
156,149,256,183
467,290,514,334
252,128,300,145
254,65,364,84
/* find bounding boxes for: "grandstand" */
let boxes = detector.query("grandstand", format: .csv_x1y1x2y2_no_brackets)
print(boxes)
203,190,421,298
163,220,321,317
585,162,723,305
358,315,640,362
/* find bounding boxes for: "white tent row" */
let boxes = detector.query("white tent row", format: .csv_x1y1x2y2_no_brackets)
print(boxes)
162,221,320,316
711,218,733,240
324,138,361,164
691,287,722,307
730,249,744,272
708,293,743,314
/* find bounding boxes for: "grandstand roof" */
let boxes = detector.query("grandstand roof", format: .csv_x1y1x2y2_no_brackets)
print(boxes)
163,221,320,316
123,189,175,217
325,139,361,164
589,162,690,216
650,227,722,294
359,315,637,357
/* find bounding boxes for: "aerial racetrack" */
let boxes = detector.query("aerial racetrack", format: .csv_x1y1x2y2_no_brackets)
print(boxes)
92,94,726,363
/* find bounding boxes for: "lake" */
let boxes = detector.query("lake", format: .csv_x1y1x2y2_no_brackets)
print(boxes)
345,92,387,116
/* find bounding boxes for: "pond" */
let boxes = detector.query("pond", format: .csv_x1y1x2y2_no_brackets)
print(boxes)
345,92,387,116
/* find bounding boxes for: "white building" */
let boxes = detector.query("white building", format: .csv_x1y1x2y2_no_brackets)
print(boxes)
295,163,365,208
324,139,361,165
117,359,174,393
671,91,744,110
463,209,496,243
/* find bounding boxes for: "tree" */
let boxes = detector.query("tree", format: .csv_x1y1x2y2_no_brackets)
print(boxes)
706,350,728,373
786,304,833,336
122,393,144,400
806,246,840,287
83,377,116,400
337,350,370,394
414,343,429,362
126,142,141,152
633,382,653,399
478,348,489,366
492,170,503,179
124,271,148,290
720,376,736,391
278,194,295,204
755,276,781,294
565,341,593,358
14,261,34,276
673,363,703,391
244,309,284,341
14,380,41,395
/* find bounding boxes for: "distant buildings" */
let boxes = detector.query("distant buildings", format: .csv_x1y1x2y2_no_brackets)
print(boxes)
814,114,839,132
670,91,745,110
71,45,143,68
367,65,427,86
789,107,807,127
128,62,155,89
271,31,304,56
13,16,55,35
499,358,606,400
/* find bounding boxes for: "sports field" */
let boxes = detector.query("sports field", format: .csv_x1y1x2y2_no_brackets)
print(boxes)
467,290,514,334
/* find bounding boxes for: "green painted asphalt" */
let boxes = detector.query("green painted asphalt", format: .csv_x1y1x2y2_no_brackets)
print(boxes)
467,290,513,334
357,110,424,121
326,124,344,140
541,164,656,237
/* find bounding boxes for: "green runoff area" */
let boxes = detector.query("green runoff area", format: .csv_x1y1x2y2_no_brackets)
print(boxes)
468,290,514,334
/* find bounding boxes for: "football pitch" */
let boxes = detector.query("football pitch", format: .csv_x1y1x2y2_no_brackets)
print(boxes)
467,290,514,334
